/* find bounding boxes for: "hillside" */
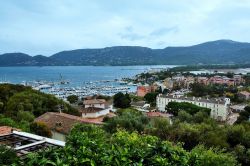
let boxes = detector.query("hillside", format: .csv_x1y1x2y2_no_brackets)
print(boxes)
1,40,250,66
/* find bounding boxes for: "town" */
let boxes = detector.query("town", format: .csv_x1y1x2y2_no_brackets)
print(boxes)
1,67,250,164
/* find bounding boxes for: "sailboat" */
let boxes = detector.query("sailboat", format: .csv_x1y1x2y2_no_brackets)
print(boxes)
59,74,70,85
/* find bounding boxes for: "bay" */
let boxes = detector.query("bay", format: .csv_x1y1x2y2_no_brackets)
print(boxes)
0,65,175,90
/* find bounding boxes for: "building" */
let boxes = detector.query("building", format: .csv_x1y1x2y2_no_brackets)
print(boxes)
35,112,103,141
83,99,106,109
163,78,174,89
230,104,246,112
239,91,250,100
136,86,153,97
156,94,231,121
80,107,111,118
131,101,150,112
195,75,245,86
0,126,64,158
196,77,209,85
184,76,195,88
81,99,113,118
233,75,245,85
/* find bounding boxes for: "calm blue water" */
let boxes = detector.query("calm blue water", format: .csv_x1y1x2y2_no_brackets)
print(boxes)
0,66,175,87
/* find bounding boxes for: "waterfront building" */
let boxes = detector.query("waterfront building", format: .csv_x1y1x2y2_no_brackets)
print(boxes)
136,86,154,97
156,94,231,121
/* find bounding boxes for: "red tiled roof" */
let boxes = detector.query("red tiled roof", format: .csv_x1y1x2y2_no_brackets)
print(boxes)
35,112,103,134
147,112,163,117
0,126,20,135
83,99,106,105
146,112,170,118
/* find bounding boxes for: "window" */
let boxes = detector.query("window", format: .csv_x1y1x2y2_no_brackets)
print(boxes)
56,122,62,127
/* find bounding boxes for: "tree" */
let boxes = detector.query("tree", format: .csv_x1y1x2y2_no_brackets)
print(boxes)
176,110,192,122
67,95,78,104
144,92,158,106
166,102,210,116
23,124,239,166
0,102,3,112
16,111,35,122
113,92,131,108
145,117,171,140
30,122,52,138
104,108,149,133
162,88,169,94
190,145,238,166
233,145,250,166
227,125,245,147
236,106,250,124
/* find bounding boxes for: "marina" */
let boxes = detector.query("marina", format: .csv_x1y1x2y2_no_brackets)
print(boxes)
0,65,175,100
23,79,136,100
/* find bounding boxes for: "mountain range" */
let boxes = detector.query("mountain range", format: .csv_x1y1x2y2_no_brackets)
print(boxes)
1,39,250,66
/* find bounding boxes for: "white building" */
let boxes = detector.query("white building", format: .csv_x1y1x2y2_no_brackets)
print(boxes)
83,99,106,109
81,107,111,118
82,99,112,118
156,94,231,121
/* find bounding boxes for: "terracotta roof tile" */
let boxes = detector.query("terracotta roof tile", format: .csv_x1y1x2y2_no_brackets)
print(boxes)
146,112,170,118
83,99,106,105
35,112,103,134
0,126,20,135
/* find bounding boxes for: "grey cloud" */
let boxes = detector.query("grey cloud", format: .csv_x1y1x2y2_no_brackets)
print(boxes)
150,26,179,37
118,26,145,41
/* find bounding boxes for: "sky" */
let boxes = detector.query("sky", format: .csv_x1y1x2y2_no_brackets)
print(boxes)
1,0,250,56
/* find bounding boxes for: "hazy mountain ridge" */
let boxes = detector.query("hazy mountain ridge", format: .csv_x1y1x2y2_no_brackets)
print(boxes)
1,40,250,66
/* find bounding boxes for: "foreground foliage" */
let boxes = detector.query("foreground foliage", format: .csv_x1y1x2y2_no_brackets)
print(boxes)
22,124,238,166
0,84,79,131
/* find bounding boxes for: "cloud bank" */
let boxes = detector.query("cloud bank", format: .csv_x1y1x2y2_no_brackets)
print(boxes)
0,0,250,55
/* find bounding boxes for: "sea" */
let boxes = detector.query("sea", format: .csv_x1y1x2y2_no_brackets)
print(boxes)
0,66,175,95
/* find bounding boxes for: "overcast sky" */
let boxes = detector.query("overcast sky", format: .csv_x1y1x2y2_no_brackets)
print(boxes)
1,0,250,56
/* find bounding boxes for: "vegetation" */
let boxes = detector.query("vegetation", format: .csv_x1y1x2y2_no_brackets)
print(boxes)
30,122,52,138
67,95,78,104
19,124,238,166
1,84,250,165
0,145,19,166
189,83,244,103
144,92,159,106
236,106,250,123
103,108,149,133
113,92,131,108
2,40,250,66
0,84,79,132
3,106,250,165
166,102,211,116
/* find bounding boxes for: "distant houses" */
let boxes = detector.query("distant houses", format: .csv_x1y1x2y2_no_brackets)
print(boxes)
238,91,250,100
136,86,154,97
196,75,245,86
